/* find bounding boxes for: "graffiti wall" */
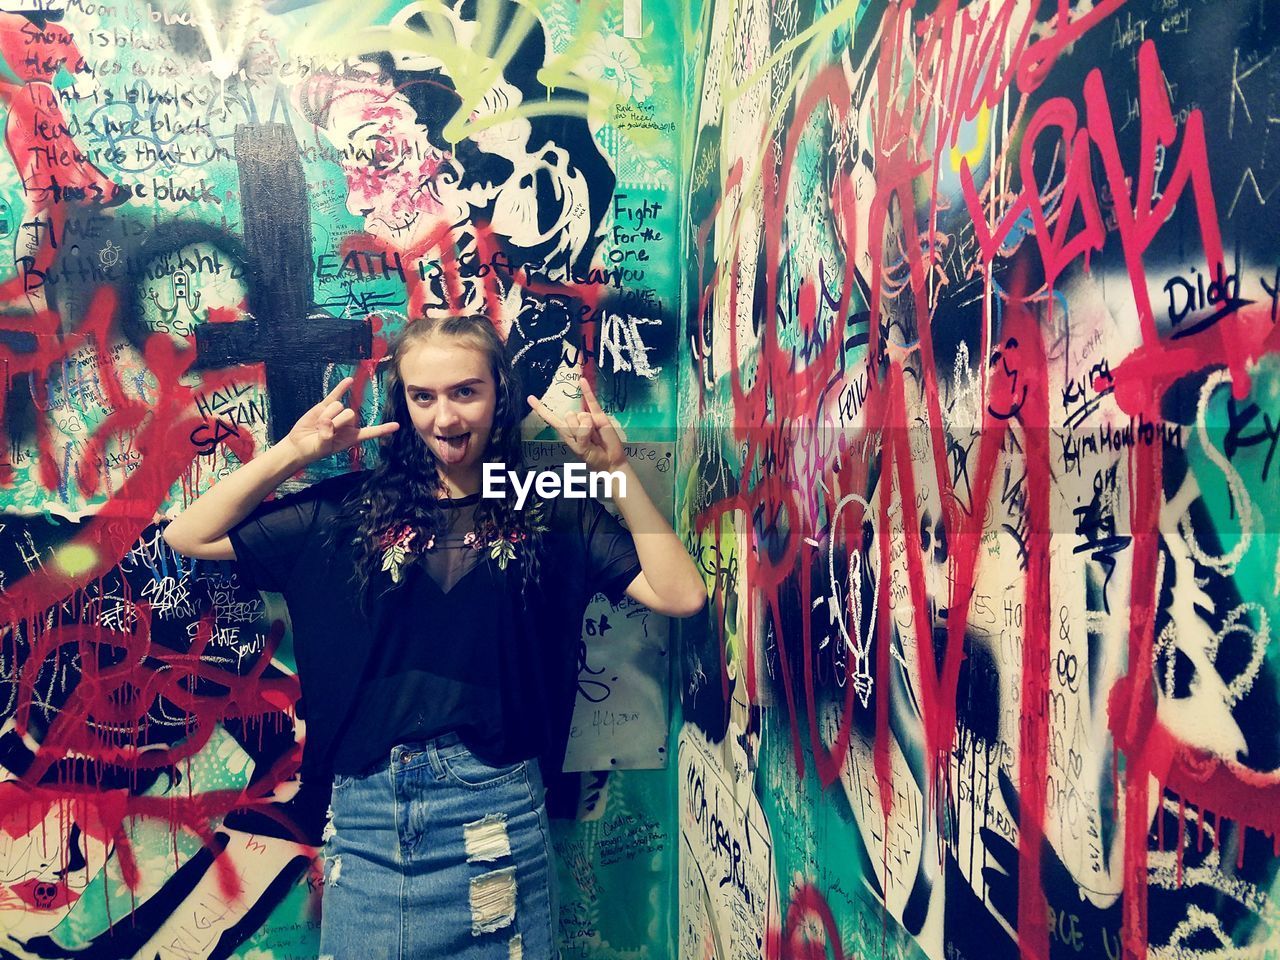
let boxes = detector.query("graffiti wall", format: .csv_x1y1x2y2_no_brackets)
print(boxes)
0,0,682,956
680,0,1280,959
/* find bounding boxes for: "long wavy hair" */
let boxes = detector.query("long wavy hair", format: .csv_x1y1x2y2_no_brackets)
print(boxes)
341,315,544,599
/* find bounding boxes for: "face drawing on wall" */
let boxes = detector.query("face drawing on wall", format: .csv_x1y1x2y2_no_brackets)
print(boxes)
322,74,592,260
321,79,457,243
300,0,614,401
305,0,605,269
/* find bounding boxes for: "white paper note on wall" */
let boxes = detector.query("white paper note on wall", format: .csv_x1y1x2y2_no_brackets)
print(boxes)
524,439,674,770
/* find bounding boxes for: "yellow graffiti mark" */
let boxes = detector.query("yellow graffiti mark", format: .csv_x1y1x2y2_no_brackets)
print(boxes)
949,103,991,172
690,510,743,675
722,0,864,108
54,544,97,578
295,0,628,143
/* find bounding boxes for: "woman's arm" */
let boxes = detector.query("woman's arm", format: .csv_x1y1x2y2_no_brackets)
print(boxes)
608,462,706,618
161,441,309,560
528,380,705,619
162,378,397,560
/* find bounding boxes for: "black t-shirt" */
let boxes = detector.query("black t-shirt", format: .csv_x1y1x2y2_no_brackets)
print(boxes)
226,470,642,783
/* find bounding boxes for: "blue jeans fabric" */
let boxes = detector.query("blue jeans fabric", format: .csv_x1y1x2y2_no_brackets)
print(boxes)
318,732,560,959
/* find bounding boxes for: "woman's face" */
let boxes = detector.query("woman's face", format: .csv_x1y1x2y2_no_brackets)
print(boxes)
399,339,497,479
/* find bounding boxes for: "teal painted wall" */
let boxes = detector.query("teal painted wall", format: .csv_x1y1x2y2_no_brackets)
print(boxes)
677,0,1280,958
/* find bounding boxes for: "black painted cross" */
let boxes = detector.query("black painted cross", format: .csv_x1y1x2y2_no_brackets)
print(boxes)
194,123,371,443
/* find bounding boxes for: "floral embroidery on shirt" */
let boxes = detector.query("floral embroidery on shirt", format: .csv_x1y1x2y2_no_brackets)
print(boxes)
379,526,422,584
489,537,517,569
464,501,551,571
380,501,550,577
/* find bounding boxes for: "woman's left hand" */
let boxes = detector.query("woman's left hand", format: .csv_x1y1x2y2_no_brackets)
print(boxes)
527,378,626,475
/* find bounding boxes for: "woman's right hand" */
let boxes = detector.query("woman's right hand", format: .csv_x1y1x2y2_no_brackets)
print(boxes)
284,377,399,464
164,378,400,560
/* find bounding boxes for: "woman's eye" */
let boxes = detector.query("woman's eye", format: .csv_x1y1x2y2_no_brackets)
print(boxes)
412,392,432,403
456,386,474,398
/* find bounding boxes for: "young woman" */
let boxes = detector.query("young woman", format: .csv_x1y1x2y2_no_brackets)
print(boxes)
162,314,704,958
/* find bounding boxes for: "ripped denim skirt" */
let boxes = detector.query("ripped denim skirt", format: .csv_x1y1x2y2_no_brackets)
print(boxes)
318,732,560,960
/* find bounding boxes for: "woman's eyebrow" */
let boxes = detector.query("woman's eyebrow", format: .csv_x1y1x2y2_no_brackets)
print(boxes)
405,378,486,392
